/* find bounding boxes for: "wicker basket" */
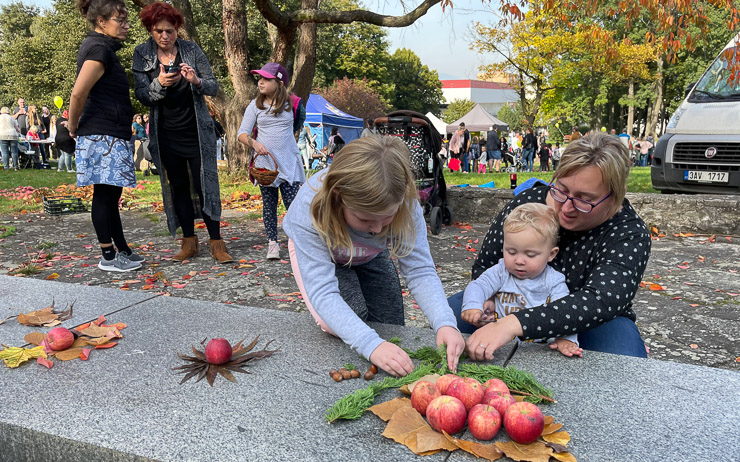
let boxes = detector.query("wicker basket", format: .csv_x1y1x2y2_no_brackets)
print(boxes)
249,151,279,186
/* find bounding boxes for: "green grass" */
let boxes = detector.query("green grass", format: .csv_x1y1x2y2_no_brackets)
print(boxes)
37,241,58,250
0,224,16,238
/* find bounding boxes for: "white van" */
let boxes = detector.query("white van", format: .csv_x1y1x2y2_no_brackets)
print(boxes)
651,34,740,194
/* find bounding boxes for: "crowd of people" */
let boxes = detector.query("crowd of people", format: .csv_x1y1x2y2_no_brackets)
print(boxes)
1,0,654,377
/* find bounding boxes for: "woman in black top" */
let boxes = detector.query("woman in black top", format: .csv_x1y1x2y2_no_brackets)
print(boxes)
67,0,141,273
449,133,651,359
133,2,232,264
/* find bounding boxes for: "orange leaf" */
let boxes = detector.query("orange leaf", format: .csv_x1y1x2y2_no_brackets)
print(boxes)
80,348,91,360
45,273,60,280
542,430,571,446
541,416,563,436
141,284,154,290
552,451,578,462
649,283,664,291
368,397,412,422
651,226,659,234
442,431,502,460
54,347,84,361
495,440,553,462
93,342,118,349
689,344,699,349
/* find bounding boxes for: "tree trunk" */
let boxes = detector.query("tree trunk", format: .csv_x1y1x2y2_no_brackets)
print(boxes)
172,0,198,42
646,55,664,137
627,79,634,136
290,0,319,103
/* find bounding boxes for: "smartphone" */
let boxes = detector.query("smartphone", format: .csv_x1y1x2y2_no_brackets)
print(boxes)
165,64,180,74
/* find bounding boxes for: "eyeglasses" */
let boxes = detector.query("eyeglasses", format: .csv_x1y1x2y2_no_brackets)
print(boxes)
548,184,611,213
111,17,129,26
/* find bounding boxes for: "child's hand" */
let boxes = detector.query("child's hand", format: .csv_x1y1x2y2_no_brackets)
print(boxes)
369,341,415,377
461,308,483,326
477,300,497,325
549,338,583,358
436,326,464,372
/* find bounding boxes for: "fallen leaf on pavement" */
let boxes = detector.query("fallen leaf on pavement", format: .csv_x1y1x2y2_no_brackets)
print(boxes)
689,344,699,349
495,440,553,462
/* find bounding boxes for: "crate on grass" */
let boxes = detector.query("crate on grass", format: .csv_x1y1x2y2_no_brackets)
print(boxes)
42,195,86,216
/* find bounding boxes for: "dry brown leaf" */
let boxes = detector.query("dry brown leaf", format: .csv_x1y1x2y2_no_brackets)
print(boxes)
17,307,58,326
24,332,46,346
54,347,84,361
542,431,571,446
368,397,411,422
495,440,553,462
443,431,502,461
541,417,563,436
381,406,456,455
77,324,122,338
413,427,457,454
551,451,578,462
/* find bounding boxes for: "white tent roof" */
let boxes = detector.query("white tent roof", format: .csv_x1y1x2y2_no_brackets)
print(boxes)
425,112,449,137
445,104,509,133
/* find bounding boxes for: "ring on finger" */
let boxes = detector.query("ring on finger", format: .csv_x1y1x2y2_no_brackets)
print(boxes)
478,344,486,349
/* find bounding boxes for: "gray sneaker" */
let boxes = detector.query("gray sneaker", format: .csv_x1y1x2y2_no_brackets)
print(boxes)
120,249,145,263
98,253,142,272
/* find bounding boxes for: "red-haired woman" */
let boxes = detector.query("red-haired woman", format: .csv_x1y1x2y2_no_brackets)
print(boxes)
132,1,232,263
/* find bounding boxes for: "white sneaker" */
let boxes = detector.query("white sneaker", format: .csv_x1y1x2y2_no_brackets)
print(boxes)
266,241,280,260
98,253,142,272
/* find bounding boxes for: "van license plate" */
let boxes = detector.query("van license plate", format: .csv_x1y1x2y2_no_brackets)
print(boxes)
684,171,729,183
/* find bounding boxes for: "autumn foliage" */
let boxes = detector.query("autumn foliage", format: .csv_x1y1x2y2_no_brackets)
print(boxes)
316,77,388,121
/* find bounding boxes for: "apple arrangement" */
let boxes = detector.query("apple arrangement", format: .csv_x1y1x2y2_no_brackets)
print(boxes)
467,404,502,441
426,395,467,435
445,377,484,412
485,393,517,420
483,378,510,396
411,381,441,416
46,327,74,351
435,373,459,395
503,401,545,444
204,338,232,365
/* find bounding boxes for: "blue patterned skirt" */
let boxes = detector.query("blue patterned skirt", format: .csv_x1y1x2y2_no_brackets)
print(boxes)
75,135,136,188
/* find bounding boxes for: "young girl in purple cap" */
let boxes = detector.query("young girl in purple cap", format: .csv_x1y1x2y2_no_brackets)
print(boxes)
237,62,306,260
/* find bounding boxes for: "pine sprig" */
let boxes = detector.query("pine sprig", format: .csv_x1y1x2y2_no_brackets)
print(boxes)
456,363,554,404
325,363,435,423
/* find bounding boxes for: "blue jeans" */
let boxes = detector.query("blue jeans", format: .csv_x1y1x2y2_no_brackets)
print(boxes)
58,150,74,171
523,147,535,172
1,139,19,169
447,290,647,357
462,151,469,172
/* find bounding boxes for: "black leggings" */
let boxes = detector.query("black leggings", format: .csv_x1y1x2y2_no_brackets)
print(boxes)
160,153,221,240
91,184,128,249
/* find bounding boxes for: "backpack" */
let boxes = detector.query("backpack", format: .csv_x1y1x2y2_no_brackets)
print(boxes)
251,93,304,139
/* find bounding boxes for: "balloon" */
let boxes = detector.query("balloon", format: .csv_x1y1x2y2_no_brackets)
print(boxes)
601,126,607,132
555,122,559,127
53,96,63,109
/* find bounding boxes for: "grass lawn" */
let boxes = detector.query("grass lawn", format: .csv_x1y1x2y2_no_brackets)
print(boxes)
0,160,658,216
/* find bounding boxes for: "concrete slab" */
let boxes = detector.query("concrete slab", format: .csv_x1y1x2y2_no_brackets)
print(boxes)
0,275,156,346
1,287,494,461
480,342,740,462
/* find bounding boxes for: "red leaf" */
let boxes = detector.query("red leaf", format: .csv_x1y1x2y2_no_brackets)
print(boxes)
37,357,54,369
80,348,91,360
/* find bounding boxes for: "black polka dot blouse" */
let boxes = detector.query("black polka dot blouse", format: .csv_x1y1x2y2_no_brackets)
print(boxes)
471,185,652,340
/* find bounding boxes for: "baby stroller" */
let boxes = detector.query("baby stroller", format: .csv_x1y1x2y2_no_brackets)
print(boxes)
502,149,525,173
374,110,453,235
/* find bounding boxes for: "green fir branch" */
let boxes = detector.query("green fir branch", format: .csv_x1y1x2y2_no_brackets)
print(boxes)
456,363,554,404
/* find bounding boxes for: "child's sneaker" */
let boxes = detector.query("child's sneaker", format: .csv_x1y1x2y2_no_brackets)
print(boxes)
266,241,280,260
120,249,145,263
98,253,142,272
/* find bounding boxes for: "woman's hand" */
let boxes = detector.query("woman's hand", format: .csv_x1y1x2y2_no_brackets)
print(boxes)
436,326,464,372
369,341,415,377
465,314,523,361
158,64,182,87
179,63,202,86
251,140,269,155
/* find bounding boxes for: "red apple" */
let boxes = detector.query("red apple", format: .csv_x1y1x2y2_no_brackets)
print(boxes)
426,395,467,435
467,404,502,441
445,377,484,412
411,381,441,416
483,378,510,396
503,401,545,444
485,393,516,421
204,338,232,365
435,374,459,395
46,327,74,351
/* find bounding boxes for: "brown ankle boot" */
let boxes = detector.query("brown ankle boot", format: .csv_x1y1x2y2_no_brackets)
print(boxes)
172,236,199,261
209,239,233,263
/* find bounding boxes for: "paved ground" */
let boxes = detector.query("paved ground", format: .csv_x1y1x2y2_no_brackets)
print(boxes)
1,208,738,371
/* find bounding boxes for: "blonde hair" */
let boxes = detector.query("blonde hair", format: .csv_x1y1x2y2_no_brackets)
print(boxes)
256,80,290,115
310,136,418,264
504,203,559,246
556,132,630,214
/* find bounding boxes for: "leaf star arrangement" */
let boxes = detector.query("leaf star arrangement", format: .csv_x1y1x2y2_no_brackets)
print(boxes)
173,335,278,387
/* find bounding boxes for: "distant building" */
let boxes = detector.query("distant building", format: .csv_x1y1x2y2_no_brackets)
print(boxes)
441,80,518,119
477,71,519,86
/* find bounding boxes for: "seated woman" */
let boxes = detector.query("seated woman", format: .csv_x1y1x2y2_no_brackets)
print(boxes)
449,132,651,360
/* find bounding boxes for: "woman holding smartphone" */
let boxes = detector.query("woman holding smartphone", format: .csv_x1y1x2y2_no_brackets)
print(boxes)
132,1,232,264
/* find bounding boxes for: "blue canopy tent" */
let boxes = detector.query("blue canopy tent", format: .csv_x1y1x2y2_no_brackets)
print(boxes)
305,94,363,150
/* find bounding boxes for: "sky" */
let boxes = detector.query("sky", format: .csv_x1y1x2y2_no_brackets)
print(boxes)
1,0,498,79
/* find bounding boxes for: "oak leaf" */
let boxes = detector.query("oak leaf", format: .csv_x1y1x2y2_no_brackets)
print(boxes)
495,440,553,462
368,397,411,422
443,431,502,460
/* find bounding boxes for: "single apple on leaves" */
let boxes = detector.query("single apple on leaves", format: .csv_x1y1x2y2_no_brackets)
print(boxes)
485,393,517,419
483,378,510,396
426,395,467,435
467,404,502,441
445,377,484,412
204,338,232,365
435,373,459,395
46,327,74,351
504,401,545,444
411,381,441,416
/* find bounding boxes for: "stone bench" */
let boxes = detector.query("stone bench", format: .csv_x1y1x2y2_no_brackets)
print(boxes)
1,276,738,461
446,187,740,236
